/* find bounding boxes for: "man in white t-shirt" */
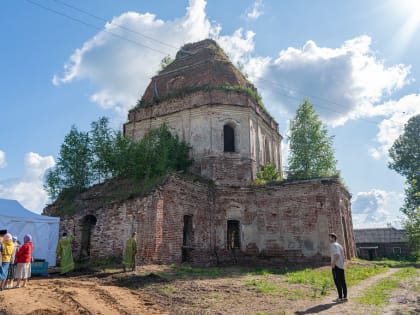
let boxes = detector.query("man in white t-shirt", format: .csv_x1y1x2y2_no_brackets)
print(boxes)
329,232,347,302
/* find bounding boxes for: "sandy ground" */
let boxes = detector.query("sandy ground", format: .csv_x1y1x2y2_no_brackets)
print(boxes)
0,273,166,315
0,265,419,315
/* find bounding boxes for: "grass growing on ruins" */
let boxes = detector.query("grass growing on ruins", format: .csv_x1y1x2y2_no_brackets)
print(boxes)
50,175,168,216
136,84,267,112
358,267,417,305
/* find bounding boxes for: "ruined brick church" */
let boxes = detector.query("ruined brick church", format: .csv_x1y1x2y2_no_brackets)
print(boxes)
47,39,356,265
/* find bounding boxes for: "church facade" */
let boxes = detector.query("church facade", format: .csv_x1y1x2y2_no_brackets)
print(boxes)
48,39,356,265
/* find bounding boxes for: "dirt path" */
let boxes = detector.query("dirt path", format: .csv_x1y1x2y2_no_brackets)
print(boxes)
296,268,420,315
0,266,418,315
0,274,167,315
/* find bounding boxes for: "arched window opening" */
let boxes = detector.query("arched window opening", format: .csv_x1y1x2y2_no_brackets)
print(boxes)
224,124,235,152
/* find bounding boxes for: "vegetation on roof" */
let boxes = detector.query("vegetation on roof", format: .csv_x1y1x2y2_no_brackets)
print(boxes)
135,84,265,110
44,118,192,216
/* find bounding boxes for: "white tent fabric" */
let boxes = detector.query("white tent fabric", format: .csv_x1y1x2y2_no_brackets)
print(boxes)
0,198,59,266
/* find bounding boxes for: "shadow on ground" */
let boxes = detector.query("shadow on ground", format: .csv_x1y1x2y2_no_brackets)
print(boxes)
295,302,339,314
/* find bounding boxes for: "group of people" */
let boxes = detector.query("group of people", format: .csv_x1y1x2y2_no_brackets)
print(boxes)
3,227,347,306
0,230,33,290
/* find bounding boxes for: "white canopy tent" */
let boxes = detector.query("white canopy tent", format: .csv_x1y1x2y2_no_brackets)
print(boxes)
0,198,60,266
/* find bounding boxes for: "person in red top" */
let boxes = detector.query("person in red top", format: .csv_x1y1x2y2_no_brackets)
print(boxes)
15,234,33,288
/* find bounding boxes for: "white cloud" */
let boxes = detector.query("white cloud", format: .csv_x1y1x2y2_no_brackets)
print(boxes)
0,152,55,213
369,94,420,159
352,189,405,228
51,0,415,163
53,0,218,119
244,0,264,21
248,35,411,126
217,28,256,67
0,150,6,168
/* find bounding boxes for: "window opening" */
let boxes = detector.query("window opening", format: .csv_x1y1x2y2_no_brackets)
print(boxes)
182,215,193,262
227,220,240,249
80,215,97,261
393,247,401,254
224,125,235,152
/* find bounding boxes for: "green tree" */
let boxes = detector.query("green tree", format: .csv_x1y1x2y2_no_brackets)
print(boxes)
90,117,114,182
139,124,192,178
255,163,281,184
44,121,192,203
287,99,339,180
57,125,92,191
388,114,420,255
44,167,62,201
108,131,139,178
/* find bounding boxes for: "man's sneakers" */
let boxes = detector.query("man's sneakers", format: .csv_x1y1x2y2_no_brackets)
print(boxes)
333,297,348,303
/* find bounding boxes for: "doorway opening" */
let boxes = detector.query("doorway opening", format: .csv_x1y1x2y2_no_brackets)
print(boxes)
80,215,97,261
182,215,193,262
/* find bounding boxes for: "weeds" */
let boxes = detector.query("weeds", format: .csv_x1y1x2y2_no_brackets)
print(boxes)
158,284,176,296
358,267,416,305
245,279,282,295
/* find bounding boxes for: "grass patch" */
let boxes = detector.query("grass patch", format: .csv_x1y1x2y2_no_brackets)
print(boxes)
245,279,282,295
157,284,176,296
156,265,222,280
345,264,388,286
50,175,167,217
244,278,307,299
285,268,332,297
178,266,221,277
358,267,416,306
285,264,389,297
247,267,285,276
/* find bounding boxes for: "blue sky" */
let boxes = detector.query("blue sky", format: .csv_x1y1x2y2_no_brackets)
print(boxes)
1,0,419,228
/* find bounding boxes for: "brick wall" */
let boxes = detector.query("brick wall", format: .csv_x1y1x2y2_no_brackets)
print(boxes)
124,91,282,186
51,175,354,266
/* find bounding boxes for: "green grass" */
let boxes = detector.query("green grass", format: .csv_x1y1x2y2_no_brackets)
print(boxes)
156,265,222,280
345,264,389,286
285,268,332,297
284,264,388,297
245,279,282,295
358,267,417,306
157,284,176,296
247,268,285,276
244,278,307,299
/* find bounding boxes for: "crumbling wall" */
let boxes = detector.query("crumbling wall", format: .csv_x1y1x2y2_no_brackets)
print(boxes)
213,178,355,263
124,90,282,186
52,176,354,266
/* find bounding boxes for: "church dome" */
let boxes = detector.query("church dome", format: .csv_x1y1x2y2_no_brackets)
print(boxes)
138,39,257,107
